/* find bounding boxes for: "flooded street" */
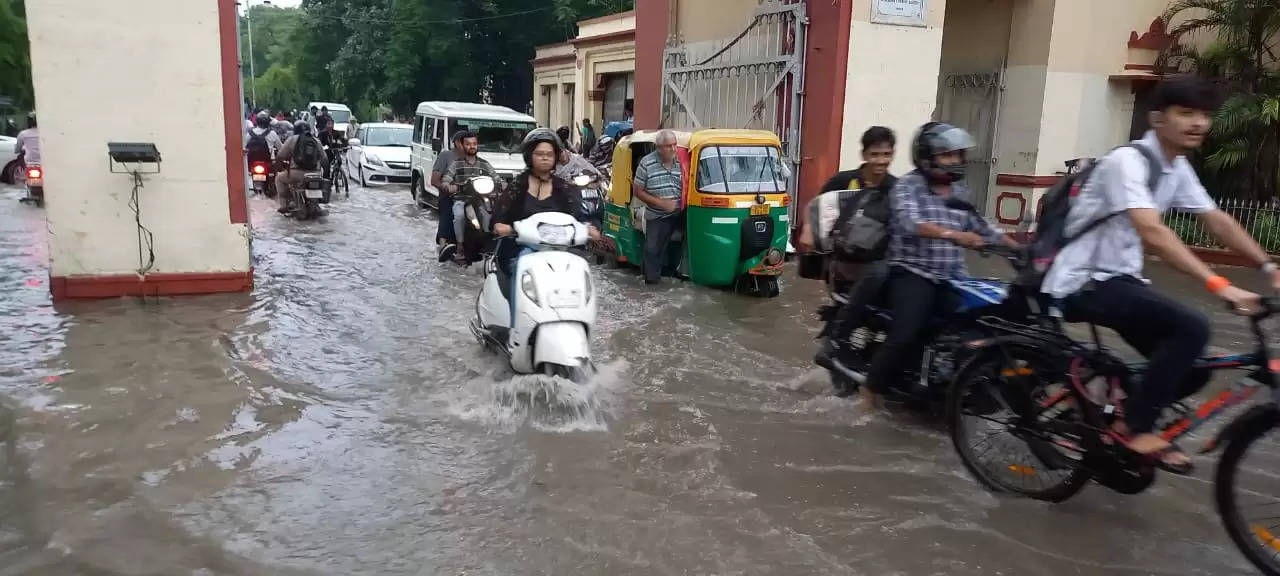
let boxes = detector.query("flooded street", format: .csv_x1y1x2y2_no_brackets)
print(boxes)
0,182,1268,575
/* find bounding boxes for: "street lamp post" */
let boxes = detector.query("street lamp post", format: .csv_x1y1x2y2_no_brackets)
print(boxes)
244,0,272,110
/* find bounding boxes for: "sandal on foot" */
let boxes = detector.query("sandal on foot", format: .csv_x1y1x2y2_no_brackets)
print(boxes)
438,242,457,263
1152,447,1195,475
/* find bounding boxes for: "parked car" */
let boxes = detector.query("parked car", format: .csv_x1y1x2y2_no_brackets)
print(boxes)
0,135,21,185
346,122,413,186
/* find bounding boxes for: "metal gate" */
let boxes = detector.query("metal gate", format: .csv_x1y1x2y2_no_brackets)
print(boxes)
936,71,1003,213
660,0,807,197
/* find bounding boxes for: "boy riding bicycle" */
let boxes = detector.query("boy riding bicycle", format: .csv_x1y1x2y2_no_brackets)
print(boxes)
1042,75,1280,473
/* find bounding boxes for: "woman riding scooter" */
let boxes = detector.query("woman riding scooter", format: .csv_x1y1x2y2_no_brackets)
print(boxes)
492,129,601,315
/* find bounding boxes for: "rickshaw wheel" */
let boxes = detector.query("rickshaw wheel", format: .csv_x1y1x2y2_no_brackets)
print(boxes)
760,276,780,298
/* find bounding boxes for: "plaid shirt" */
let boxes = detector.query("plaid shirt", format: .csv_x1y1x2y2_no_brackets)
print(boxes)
635,150,683,220
888,171,1004,280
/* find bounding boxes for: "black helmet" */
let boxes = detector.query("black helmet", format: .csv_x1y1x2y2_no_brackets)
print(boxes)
521,127,563,168
451,130,468,144
255,112,271,129
293,120,312,136
911,122,975,184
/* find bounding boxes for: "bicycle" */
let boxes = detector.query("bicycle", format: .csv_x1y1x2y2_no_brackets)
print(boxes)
948,298,1280,574
328,145,349,198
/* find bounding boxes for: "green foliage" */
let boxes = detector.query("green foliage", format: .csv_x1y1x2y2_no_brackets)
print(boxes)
254,64,302,114
252,0,627,118
0,0,31,109
1163,0,1280,200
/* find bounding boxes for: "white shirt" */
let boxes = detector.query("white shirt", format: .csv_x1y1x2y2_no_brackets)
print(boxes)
14,127,40,165
1042,131,1216,298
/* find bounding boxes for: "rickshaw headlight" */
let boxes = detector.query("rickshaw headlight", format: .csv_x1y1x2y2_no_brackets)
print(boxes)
764,248,784,266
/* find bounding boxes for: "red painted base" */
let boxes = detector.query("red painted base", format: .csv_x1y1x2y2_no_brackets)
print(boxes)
49,270,254,300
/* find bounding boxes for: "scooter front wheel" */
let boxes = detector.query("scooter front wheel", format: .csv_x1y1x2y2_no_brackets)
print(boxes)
543,363,586,383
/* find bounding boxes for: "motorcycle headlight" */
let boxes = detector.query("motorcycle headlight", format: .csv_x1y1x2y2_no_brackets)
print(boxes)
521,271,538,305
473,177,495,195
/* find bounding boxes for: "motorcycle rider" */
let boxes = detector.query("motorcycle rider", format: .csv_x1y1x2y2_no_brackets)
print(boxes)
1042,75,1277,472
245,112,283,167
492,129,600,316
554,145,598,181
274,120,327,213
13,112,39,171
805,127,899,394
861,123,1020,409
441,130,502,263
315,106,336,180
433,130,469,261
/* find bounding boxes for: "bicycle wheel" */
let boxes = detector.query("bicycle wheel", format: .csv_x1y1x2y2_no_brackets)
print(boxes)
1216,407,1280,576
948,338,1092,502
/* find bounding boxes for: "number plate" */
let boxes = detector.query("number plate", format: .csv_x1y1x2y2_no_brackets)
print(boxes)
252,174,267,182
304,189,324,199
550,290,581,308
750,204,771,216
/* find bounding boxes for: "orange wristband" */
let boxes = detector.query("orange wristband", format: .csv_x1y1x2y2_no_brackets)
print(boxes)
1206,275,1231,294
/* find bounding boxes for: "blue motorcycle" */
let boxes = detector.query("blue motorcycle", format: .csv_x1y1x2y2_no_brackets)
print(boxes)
817,246,1030,406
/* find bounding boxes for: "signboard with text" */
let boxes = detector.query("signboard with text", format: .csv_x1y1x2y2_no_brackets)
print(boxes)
871,0,928,27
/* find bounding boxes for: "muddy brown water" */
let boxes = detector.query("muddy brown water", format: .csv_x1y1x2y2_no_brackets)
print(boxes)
0,183,1273,575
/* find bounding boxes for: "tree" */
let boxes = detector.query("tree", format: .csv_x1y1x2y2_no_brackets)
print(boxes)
1163,0,1280,200
254,64,302,113
0,0,31,109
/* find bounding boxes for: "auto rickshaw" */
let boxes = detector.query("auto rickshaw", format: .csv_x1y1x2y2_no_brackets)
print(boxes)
593,129,790,297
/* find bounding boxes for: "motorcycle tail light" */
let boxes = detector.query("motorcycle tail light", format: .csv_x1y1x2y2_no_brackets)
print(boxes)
252,164,267,175
26,167,41,179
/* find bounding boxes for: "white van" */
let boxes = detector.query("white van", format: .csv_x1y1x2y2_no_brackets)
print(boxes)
409,101,537,206
306,101,355,139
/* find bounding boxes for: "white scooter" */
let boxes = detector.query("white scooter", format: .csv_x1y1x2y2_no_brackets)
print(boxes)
471,211,597,382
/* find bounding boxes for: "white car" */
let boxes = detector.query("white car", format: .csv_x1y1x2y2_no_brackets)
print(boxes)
346,122,412,186
0,135,21,185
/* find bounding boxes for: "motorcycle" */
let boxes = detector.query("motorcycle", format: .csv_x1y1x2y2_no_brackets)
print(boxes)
470,211,596,382
456,175,498,264
816,245,1030,406
282,164,329,220
20,164,43,207
249,160,276,198
573,172,605,227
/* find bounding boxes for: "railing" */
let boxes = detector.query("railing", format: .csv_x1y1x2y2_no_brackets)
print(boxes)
1166,198,1280,253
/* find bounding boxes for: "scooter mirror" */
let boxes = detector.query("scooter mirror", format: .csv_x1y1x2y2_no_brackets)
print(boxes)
473,176,495,195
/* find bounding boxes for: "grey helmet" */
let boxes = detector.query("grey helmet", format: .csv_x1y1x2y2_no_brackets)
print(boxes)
911,122,975,183
293,119,313,136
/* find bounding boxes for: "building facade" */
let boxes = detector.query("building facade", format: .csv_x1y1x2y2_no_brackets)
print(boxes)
632,0,1182,227
26,0,252,299
532,11,637,148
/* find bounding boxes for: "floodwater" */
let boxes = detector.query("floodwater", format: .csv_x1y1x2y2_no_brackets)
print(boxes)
0,182,1272,575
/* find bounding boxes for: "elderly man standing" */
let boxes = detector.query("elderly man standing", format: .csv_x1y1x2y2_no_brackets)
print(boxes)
632,130,684,284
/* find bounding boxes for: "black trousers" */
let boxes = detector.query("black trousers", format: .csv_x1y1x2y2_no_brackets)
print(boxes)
830,260,890,342
865,268,959,394
1062,276,1210,433
644,214,682,284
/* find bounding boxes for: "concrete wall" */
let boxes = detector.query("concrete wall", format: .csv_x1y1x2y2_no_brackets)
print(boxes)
579,11,636,38
674,0,758,43
27,0,251,282
841,0,949,176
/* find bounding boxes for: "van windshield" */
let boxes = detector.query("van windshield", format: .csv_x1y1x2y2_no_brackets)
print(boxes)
696,146,788,194
327,110,352,123
449,119,535,154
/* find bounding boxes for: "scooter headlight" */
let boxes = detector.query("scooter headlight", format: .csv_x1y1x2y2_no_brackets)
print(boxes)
473,176,495,195
521,270,538,305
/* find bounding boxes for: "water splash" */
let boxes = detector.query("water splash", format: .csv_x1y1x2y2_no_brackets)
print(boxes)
446,359,629,433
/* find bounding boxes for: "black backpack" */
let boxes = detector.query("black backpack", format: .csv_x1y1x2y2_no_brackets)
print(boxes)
833,187,892,262
295,136,323,171
246,129,270,156
1017,144,1163,291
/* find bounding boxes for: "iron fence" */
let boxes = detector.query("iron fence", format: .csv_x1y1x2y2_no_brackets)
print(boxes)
1165,198,1280,253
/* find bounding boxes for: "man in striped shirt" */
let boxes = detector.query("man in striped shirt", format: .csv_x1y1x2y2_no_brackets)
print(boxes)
633,130,685,284
440,131,500,262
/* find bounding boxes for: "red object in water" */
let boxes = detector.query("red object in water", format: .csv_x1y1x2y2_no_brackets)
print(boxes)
251,163,267,175
26,167,42,180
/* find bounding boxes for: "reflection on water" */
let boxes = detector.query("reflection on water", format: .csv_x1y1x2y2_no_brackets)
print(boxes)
0,184,1263,575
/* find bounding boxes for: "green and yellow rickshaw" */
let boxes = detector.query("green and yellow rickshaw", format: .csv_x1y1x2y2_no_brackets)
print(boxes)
593,129,791,297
